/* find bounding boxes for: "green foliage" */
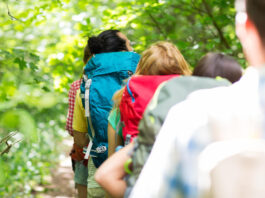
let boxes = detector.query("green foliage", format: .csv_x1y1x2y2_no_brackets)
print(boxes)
0,0,246,196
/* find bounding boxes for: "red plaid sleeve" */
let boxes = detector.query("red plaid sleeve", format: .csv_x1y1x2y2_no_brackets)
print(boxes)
66,79,82,136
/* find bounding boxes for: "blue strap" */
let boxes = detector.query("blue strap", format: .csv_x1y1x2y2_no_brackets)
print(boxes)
126,78,135,103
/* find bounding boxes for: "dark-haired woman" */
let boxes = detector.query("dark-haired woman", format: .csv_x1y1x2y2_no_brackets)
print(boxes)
72,29,140,198
193,53,242,83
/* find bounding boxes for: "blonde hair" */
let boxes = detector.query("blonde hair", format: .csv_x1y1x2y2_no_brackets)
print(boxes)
113,41,191,107
135,41,191,75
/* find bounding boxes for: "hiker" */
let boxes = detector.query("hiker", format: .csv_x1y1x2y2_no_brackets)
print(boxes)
65,37,99,198
72,29,140,198
66,45,87,197
130,0,265,197
119,42,191,144
96,41,191,197
96,47,244,197
66,79,85,197
193,52,242,83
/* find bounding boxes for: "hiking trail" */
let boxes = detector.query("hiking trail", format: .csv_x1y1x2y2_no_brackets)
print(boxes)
33,137,76,198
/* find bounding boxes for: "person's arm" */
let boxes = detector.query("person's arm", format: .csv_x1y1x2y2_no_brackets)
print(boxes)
108,109,124,157
73,130,89,148
108,123,123,157
95,143,133,198
72,130,89,161
66,80,81,136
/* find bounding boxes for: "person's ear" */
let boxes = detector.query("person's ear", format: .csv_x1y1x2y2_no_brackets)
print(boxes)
236,14,265,66
245,17,264,48
245,17,258,34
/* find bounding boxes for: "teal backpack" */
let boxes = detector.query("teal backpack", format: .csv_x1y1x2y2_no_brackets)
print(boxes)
125,76,231,193
80,51,140,168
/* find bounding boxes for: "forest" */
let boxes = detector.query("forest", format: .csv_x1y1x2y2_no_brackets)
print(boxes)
0,0,245,197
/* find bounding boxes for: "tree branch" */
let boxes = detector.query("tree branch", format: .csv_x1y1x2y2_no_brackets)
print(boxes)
202,0,230,49
0,132,23,156
5,1,21,21
190,0,208,14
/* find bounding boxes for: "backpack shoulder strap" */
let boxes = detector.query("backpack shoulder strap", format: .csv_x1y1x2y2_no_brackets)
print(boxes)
81,74,96,159
83,75,92,117
81,74,95,138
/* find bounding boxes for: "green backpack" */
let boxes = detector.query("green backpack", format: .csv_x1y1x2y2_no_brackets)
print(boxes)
125,76,231,190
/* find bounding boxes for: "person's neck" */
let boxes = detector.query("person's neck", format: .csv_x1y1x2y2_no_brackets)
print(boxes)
251,57,265,67
246,47,265,67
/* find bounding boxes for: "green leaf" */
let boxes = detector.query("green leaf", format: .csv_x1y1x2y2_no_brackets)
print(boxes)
29,62,39,71
14,58,27,70
29,53,40,62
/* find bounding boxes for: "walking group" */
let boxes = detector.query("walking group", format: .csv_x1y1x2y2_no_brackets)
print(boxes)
65,0,265,197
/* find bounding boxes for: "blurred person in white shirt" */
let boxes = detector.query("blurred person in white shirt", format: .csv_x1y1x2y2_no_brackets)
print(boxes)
130,0,265,197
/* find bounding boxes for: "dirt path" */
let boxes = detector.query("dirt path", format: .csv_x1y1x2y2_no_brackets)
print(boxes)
34,138,76,198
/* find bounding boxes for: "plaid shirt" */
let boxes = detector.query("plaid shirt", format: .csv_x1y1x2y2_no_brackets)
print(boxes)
66,79,82,136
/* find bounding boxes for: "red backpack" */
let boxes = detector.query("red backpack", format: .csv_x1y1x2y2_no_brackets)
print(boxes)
119,75,179,143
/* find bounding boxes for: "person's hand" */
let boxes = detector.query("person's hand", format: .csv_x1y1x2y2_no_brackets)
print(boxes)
70,143,86,161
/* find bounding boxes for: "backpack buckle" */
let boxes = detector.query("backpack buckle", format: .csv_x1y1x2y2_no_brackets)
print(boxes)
84,140,93,159
95,145,107,153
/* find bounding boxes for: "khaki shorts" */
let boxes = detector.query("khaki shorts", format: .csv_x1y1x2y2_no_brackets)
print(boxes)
87,158,105,198
87,187,105,198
